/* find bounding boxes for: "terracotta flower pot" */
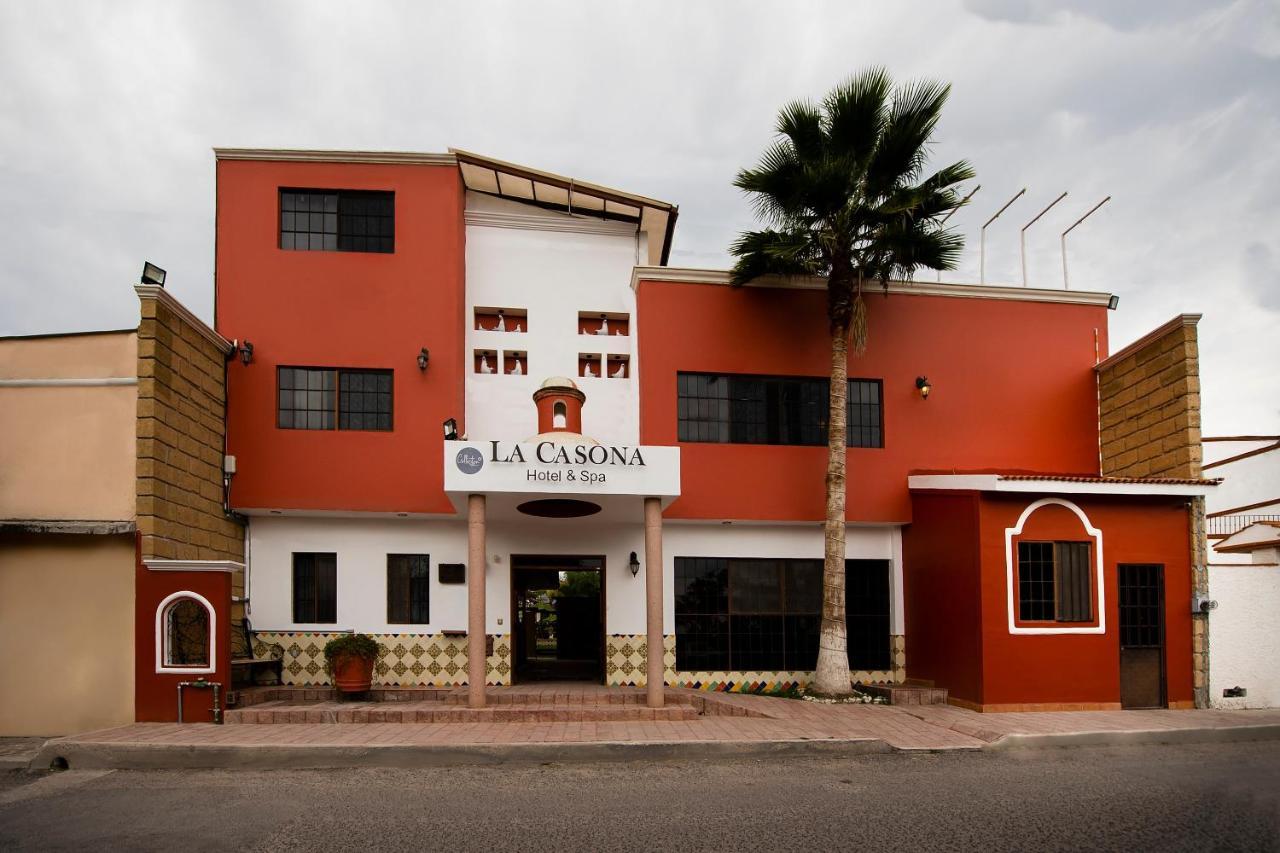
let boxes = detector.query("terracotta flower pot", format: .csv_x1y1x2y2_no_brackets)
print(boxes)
331,654,375,693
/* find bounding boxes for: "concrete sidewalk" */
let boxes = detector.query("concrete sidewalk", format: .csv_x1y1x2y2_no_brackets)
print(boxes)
23,690,1280,770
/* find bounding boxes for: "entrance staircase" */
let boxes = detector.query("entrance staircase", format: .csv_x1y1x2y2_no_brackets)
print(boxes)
225,684,769,725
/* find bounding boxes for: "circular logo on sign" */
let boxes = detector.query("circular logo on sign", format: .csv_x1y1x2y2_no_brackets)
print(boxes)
455,447,484,475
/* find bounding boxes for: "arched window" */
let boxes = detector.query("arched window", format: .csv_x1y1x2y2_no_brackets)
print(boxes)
155,591,216,673
552,401,567,429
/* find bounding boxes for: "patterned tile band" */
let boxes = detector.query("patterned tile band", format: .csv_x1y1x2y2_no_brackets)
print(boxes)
253,632,512,687
254,632,904,691
608,634,907,692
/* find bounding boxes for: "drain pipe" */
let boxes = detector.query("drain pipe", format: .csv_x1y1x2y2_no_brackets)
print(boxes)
177,678,223,724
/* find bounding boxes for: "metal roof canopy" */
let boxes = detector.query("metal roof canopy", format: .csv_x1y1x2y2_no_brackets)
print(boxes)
451,148,677,266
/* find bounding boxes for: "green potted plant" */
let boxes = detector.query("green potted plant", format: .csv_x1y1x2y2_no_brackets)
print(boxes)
323,633,381,694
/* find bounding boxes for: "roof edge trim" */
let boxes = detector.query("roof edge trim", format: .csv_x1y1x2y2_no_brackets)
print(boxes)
214,148,456,166
630,267,1115,306
1095,313,1201,372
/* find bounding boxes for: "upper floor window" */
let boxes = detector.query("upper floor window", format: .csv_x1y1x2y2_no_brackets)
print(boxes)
1017,541,1092,622
280,189,395,253
278,367,393,431
677,373,883,448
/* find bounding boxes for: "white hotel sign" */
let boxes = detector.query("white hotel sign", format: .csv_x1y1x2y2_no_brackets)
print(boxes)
443,440,680,498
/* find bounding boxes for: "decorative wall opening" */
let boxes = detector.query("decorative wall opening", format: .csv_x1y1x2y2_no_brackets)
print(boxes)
578,353,602,379
553,401,567,428
473,349,498,375
606,354,630,379
474,307,528,333
503,350,527,376
155,591,216,674
577,311,629,337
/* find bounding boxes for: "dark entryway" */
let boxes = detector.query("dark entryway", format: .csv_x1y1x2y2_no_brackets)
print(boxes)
511,555,605,682
1119,563,1166,709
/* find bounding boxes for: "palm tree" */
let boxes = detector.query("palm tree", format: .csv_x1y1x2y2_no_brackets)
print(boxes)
731,68,974,696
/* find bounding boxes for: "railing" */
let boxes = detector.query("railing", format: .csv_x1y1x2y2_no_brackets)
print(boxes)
1207,514,1280,537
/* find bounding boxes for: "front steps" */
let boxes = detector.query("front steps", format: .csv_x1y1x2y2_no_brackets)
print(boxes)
225,684,769,724
862,683,949,706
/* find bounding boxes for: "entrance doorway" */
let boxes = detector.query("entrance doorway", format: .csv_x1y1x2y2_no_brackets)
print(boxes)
1118,563,1166,709
511,555,605,683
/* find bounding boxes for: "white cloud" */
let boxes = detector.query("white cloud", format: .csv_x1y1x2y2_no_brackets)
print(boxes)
0,0,1275,433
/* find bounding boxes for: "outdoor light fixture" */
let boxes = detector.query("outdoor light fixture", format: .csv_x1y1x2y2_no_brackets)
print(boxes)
629,551,640,578
443,418,458,441
140,261,166,287
417,347,430,370
239,340,254,366
916,376,931,400
1108,295,1120,310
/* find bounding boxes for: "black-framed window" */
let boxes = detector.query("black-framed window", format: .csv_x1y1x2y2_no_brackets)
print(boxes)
675,557,890,672
280,189,395,253
677,373,882,448
1017,541,1092,622
387,554,430,624
293,552,337,624
277,367,393,431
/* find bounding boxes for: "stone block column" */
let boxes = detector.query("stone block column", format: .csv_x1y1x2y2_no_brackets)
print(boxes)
644,497,664,709
467,493,487,709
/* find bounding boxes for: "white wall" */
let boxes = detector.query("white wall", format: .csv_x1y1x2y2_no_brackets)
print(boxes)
1205,444,1280,515
247,515,904,638
464,193,643,445
1209,565,1280,708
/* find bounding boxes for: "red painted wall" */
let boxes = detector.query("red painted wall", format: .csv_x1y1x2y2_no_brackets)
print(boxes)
905,491,1194,709
975,494,1194,708
636,280,1109,522
901,492,985,704
134,537,232,722
215,159,466,513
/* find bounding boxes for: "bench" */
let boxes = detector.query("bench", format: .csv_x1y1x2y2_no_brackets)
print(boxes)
231,619,285,688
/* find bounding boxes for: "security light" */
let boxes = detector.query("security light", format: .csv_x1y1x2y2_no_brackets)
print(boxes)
443,418,458,441
417,347,430,370
1108,295,1120,310
629,551,640,578
916,376,931,400
141,261,166,287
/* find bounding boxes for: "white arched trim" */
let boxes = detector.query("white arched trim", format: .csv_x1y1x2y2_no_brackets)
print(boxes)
1005,498,1106,635
155,590,217,674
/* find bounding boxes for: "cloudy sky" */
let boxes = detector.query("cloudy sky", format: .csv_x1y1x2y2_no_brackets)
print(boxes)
1,1,1276,434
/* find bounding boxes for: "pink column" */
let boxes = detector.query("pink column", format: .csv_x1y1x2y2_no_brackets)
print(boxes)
644,497,665,708
467,493,487,708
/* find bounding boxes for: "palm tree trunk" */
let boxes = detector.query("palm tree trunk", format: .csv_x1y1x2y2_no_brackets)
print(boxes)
812,317,853,696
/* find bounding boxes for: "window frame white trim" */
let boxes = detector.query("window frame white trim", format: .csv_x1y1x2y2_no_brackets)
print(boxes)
1005,498,1106,636
155,590,217,674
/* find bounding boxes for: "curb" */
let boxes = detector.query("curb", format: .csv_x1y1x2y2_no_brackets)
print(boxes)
986,724,1280,751
29,736,893,771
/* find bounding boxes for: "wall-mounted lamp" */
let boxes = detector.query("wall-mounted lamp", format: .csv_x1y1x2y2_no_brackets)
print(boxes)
417,347,430,370
442,418,458,441
140,261,166,287
915,376,931,400
1107,295,1120,311
238,340,254,366
629,551,640,578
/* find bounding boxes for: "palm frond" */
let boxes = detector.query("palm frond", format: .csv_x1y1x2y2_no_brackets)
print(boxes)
866,79,951,195
729,228,821,285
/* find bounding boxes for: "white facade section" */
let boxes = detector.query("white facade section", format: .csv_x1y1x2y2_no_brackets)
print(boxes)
1209,565,1280,709
248,516,471,634
246,516,903,640
464,193,644,445
1204,440,1280,564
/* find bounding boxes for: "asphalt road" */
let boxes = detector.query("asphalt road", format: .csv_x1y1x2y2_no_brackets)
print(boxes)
2,742,1278,852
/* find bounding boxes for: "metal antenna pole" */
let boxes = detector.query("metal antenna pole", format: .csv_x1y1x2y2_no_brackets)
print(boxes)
1061,196,1111,290
980,188,1026,284
936,184,981,282
1020,192,1068,287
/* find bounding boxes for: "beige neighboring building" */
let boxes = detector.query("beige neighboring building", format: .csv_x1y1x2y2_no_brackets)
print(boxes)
0,329,139,736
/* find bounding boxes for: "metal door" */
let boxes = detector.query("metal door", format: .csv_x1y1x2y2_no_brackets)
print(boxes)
1118,563,1165,709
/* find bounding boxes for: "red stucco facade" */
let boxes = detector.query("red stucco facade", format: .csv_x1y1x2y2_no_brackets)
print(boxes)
904,490,1195,711
215,158,466,514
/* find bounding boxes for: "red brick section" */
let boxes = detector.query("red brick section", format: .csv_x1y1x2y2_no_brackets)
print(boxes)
55,687,1280,753
1096,313,1210,708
